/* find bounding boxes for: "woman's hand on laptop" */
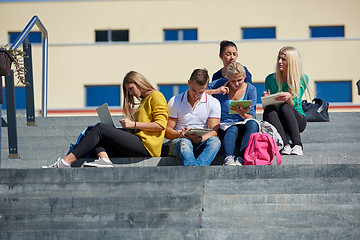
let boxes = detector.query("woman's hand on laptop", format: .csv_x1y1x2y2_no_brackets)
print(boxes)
119,118,135,129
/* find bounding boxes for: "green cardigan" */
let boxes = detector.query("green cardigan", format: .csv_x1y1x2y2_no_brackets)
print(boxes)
265,73,308,116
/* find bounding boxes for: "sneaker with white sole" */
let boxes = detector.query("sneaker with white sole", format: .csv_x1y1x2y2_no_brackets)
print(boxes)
235,157,243,166
83,158,114,168
291,145,303,155
42,158,71,168
281,144,292,155
224,156,236,166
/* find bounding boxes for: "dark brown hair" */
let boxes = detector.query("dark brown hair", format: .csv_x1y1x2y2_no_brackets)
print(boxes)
189,68,209,86
220,40,237,55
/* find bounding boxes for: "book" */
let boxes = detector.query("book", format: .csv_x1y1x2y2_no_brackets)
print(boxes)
229,100,252,114
220,118,259,131
186,128,213,136
261,92,285,108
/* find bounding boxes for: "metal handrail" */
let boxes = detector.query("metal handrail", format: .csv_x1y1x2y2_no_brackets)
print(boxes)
10,15,48,117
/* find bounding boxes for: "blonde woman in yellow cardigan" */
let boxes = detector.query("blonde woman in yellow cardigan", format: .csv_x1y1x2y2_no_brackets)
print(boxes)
43,71,168,168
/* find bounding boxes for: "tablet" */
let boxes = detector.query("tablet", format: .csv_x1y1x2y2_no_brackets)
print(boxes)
229,100,252,114
261,92,285,108
186,128,213,136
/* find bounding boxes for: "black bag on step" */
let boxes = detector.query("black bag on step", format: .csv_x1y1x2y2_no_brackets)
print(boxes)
302,98,330,122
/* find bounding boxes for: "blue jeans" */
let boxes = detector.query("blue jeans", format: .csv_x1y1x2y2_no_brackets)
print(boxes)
169,136,221,166
221,120,259,161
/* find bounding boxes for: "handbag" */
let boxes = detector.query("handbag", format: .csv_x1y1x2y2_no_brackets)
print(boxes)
302,98,330,122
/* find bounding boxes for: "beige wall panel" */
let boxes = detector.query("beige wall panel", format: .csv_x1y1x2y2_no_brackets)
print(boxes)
1,0,360,43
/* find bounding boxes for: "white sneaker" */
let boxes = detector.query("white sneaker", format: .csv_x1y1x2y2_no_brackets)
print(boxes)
42,158,71,168
281,144,292,155
291,145,303,155
235,157,243,166
224,156,236,166
83,158,114,168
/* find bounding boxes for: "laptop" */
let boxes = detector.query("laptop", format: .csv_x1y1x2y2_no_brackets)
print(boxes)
96,103,135,131
96,103,119,128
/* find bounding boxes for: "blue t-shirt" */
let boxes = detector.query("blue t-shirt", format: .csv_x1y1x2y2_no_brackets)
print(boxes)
207,78,257,123
211,66,252,84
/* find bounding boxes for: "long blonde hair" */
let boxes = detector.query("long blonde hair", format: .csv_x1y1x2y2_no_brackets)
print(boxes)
275,46,306,98
122,71,156,118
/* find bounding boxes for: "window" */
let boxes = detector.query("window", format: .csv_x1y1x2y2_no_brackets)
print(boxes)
85,85,121,107
95,30,129,42
164,29,197,41
159,84,188,102
252,83,266,105
315,81,352,102
2,87,26,110
9,31,41,44
242,27,276,39
310,26,344,38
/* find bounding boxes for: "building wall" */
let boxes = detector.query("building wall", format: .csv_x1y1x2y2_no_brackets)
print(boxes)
1,0,359,111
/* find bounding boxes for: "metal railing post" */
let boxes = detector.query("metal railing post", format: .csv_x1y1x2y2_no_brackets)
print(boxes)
23,42,37,126
41,33,48,117
5,71,20,159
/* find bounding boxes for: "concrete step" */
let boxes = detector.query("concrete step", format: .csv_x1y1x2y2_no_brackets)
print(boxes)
2,211,201,231
204,193,360,210
2,125,86,138
204,178,359,195
2,140,359,162
198,227,359,240
1,180,203,199
1,150,360,169
205,164,360,180
0,166,205,183
301,142,360,154
300,130,360,143
0,157,181,169
201,208,359,228
1,139,360,166
1,229,198,240
1,165,358,186
1,195,202,215
1,146,69,161
1,136,75,148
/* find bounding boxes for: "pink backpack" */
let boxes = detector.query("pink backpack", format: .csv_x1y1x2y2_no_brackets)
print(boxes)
244,132,282,165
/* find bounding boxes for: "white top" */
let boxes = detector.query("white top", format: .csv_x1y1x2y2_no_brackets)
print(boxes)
168,90,221,131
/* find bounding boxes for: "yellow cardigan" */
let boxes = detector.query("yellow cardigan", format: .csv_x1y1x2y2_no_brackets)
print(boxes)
133,91,168,157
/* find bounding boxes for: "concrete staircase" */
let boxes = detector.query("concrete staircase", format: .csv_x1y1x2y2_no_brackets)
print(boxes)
1,112,359,239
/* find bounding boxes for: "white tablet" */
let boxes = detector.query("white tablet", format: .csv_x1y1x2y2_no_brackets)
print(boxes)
261,92,285,108
186,128,213,136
